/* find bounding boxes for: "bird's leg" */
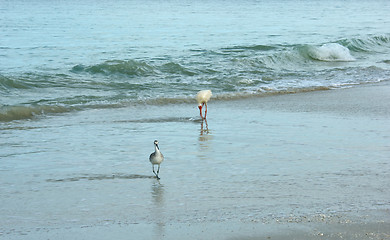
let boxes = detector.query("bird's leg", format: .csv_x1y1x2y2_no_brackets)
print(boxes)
156,165,161,179
152,165,157,176
204,103,208,119
152,165,160,179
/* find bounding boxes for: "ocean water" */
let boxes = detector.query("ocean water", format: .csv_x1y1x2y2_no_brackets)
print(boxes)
1,0,390,121
1,0,390,238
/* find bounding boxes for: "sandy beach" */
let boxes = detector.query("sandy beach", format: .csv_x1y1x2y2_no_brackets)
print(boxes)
1,82,389,240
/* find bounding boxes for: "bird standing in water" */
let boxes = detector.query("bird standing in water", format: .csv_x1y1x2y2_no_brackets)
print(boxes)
196,90,212,120
149,140,164,179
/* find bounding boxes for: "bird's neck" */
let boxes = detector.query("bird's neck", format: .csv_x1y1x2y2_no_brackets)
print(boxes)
155,145,160,153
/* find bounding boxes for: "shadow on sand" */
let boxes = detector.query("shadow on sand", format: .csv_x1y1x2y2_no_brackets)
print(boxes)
46,173,156,182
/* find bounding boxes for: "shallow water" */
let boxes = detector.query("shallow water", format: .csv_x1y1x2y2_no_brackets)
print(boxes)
1,91,389,237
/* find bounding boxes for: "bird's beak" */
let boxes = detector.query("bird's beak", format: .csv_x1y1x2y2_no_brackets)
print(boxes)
198,105,203,117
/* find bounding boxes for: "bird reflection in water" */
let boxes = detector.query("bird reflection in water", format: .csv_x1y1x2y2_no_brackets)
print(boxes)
200,118,209,135
199,118,213,159
151,181,165,237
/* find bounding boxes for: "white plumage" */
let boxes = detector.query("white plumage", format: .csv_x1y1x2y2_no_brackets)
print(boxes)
196,90,212,119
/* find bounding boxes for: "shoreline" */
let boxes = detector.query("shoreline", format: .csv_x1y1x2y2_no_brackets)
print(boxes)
2,81,390,123
227,81,390,118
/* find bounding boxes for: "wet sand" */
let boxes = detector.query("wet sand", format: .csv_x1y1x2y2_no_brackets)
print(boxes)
1,82,389,239
6,218,389,240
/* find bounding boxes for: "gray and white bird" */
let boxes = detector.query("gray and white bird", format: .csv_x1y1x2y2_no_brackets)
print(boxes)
149,140,164,179
196,90,212,120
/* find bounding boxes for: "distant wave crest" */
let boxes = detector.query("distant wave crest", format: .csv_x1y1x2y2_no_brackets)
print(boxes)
339,34,390,53
0,75,30,90
0,105,72,122
72,60,197,77
72,60,156,77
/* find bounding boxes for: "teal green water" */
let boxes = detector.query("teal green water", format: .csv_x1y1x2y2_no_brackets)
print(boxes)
1,0,390,121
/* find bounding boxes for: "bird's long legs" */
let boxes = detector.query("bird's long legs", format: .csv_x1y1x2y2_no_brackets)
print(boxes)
204,103,208,119
199,103,208,120
152,165,160,179
200,118,208,134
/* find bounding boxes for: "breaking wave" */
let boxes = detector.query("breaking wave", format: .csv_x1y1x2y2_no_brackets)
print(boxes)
305,43,356,62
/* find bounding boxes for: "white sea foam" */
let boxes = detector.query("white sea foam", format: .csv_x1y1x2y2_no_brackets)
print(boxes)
309,43,356,62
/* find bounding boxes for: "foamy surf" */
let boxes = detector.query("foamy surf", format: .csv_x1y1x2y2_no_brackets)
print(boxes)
308,43,356,62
